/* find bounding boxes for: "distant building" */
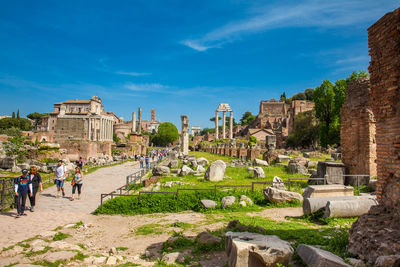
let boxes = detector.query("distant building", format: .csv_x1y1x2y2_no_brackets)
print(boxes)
140,108,161,133
191,126,201,136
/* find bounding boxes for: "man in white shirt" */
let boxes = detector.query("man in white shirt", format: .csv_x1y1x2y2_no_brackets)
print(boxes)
54,160,67,198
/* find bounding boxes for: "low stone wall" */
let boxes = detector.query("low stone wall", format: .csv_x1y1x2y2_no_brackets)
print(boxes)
201,144,263,161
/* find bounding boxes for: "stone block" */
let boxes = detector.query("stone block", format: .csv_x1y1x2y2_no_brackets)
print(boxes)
302,185,354,198
296,244,351,267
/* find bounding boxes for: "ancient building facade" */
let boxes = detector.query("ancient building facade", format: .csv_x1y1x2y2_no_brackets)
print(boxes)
341,77,377,176
236,99,314,147
348,8,400,264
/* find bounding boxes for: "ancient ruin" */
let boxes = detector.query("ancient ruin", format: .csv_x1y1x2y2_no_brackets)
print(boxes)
349,8,400,264
35,96,115,160
235,99,314,147
215,103,233,140
341,77,377,176
180,115,189,155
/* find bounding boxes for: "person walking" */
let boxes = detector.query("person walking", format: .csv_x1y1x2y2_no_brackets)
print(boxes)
140,155,144,169
28,166,42,212
54,160,67,198
78,157,83,170
70,167,83,201
145,155,149,168
15,169,32,217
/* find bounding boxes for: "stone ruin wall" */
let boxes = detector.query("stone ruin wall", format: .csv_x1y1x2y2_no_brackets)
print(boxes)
348,8,400,265
341,77,377,176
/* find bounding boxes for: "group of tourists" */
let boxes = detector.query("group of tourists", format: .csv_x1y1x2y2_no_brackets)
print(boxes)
14,158,84,218
136,149,169,169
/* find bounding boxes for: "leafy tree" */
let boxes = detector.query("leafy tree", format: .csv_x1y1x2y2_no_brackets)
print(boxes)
292,92,306,101
12,112,15,119
209,116,221,122
200,128,215,135
0,117,32,131
152,122,179,146
240,112,256,126
27,112,48,126
286,111,319,148
248,136,257,147
17,109,20,119
280,92,286,102
3,129,27,162
313,80,337,147
304,88,314,101
113,133,121,144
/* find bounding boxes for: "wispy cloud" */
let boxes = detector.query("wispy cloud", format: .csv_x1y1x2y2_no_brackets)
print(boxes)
125,83,169,92
115,71,152,76
335,56,369,65
182,0,397,51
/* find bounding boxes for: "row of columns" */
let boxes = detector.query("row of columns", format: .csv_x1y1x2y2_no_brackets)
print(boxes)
88,117,113,141
215,110,233,140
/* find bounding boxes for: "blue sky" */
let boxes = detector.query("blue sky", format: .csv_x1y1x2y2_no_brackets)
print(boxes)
0,0,398,129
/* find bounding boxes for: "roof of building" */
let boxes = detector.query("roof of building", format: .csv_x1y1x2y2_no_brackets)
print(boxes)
248,128,274,135
63,100,91,104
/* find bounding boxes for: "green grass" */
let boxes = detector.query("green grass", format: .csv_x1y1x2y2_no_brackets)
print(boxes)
73,221,84,228
24,246,50,257
95,188,301,215
135,224,164,235
189,151,234,162
52,232,71,241
170,222,192,230
116,246,129,251
223,212,353,259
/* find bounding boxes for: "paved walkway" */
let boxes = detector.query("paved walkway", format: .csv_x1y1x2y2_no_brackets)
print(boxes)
0,161,140,248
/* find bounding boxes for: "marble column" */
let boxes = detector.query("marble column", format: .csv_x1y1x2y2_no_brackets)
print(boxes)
222,111,226,139
132,112,137,133
215,111,219,140
229,111,233,139
88,118,91,141
138,108,142,133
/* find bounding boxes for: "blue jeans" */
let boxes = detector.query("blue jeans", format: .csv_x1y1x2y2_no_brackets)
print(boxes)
56,179,65,188
16,191,27,215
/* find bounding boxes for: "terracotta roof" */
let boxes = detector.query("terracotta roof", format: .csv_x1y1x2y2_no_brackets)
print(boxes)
63,100,91,104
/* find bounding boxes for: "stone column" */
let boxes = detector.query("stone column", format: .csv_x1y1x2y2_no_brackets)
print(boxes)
222,111,226,139
180,115,189,155
87,118,90,141
132,112,137,133
229,111,233,139
215,111,219,140
138,108,142,134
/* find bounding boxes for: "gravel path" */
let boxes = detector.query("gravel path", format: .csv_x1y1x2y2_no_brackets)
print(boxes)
0,161,140,248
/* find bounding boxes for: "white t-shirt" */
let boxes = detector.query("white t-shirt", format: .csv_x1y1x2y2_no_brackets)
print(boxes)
55,165,66,180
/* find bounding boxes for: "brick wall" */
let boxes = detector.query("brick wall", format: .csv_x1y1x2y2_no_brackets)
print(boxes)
348,8,400,264
368,8,400,206
341,77,377,176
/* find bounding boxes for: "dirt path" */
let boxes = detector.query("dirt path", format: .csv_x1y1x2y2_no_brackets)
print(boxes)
0,161,140,248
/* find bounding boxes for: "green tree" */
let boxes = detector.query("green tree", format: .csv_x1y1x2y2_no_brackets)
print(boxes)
286,111,319,148
209,116,221,122
152,122,179,146
280,92,286,102
17,109,20,119
248,136,257,147
12,112,15,119
304,88,314,101
240,112,256,126
313,80,336,148
292,92,306,101
27,112,48,126
0,117,32,131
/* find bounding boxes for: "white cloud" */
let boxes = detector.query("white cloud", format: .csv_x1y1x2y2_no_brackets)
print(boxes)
115,71,152,76
182,0,398,51
125,83,169,92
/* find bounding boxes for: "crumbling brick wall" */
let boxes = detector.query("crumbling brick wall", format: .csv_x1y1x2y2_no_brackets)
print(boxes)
341,77,377,176
348,8,400,265
368,8,400,206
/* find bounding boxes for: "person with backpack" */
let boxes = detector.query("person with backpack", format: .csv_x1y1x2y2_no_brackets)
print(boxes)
28,166,42,212
78,157,83,170
15,169,32,217
54,160,67,198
